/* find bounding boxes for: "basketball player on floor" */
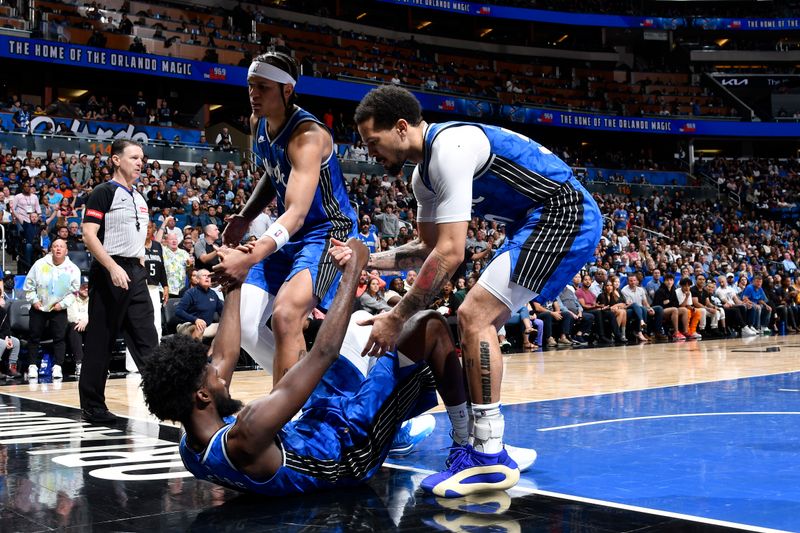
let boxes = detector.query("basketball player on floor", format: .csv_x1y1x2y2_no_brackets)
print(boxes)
142,239,484,496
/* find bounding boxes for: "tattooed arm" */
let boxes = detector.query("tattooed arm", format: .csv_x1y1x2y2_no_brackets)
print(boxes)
360,221,467,356
367,220,438,271
393,221,467,320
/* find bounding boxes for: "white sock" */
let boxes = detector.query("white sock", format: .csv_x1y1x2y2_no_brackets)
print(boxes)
446,402,470,445
471,402,504,454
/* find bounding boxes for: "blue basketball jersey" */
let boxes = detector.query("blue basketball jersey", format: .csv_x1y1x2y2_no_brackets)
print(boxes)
253,107,357,242
178,354,437,497
418,122,580,233
179,411,367,496
356,229,380,253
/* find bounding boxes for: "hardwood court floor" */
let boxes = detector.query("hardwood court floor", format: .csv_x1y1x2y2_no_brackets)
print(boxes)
5,334,800,425
2,334,799,532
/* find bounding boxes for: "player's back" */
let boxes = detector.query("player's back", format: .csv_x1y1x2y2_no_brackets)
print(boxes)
419,121,581,228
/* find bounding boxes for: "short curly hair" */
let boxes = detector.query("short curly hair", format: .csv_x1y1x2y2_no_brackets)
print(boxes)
354,85,422,131
140,335,209,423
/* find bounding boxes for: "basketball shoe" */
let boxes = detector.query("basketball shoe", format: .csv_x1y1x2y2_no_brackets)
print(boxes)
421,444,520,497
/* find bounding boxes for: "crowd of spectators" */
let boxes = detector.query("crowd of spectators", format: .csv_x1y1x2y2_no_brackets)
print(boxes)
354,182,800,350
699,157,800,210
29,0,741,121
1,137,799,380
0,146,263,272
0,91,199,133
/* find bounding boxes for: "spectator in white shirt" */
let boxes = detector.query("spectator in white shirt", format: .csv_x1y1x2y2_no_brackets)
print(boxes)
715,275,754,336
621,274,663,340
589,268,606,297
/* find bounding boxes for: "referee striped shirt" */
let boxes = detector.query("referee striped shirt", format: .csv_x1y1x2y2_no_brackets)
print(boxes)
83,181,149,258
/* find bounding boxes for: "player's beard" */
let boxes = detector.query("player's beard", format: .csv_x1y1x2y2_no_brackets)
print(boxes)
386,160,404,176
214,390,244,418
385,148,405,176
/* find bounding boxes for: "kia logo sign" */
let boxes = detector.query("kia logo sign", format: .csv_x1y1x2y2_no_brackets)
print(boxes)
721,78,749,86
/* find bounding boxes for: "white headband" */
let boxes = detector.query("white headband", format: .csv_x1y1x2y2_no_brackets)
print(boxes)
248,61,296,86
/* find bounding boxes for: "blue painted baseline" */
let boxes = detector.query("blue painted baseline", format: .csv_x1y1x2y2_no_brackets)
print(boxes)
391,371,800,532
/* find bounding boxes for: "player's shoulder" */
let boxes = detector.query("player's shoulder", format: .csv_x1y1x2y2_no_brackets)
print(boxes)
291,111,327,139
429,123,485,146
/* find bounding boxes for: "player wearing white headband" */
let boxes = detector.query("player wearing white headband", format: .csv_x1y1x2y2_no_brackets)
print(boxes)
215,52,433,459
215,50,358,385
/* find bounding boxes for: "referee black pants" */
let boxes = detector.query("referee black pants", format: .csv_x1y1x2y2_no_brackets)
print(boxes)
79,258,158,412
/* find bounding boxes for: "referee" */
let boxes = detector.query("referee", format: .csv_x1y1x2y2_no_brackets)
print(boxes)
80,139,158,424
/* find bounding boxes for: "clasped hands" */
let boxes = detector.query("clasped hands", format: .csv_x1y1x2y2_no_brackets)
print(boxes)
212,242,257,288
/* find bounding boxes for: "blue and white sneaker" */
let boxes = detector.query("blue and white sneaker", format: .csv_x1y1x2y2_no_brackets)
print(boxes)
505,444,537,472
388,414,436,458
441,442,536,472
421,444,520,497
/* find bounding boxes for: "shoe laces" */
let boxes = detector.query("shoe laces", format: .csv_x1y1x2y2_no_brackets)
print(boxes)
445,445,471,471
396,422,411,440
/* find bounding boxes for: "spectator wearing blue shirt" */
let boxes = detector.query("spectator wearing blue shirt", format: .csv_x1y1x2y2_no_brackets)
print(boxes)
186,202,203,228
12,104,31,132
613,206,628,231
46,185,63,207
782,253,797,275
645,268,662,304
356,221,381,253
175,269,224,340
741,275,772,332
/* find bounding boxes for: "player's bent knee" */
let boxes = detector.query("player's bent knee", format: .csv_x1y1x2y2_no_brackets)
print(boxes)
270,304,307,336
413,309,449,333
457,303,487,331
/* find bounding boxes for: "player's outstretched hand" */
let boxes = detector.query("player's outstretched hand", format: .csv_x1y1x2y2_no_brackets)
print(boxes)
221,214,248,246
213,246,255,286
358,310,404,357
346,237,370,271
329,238,369,272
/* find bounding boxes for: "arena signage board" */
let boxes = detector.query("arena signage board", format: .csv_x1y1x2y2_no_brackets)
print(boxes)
693,17,800,30
0,36,247,86
496,105,800,137
714,75,795,89
376,0,684,28
286,77,800,138
4,35,796,139
377,1,800,31
0,112,203,144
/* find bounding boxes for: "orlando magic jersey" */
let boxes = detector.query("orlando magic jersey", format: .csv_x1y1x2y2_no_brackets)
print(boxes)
416,121,601,300
418,122,579,232
179,355,437,497
253,107,356,242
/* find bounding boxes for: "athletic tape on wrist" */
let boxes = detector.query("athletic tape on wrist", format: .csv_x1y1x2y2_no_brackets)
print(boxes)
262,222,289,251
